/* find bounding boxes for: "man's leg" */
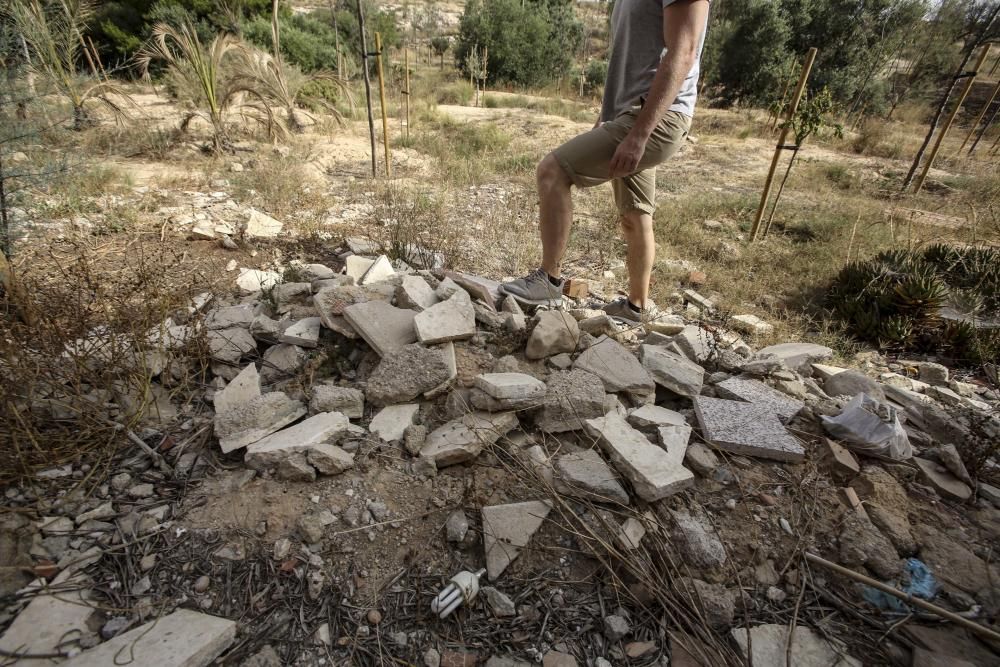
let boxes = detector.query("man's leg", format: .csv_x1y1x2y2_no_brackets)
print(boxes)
537,153,573,279
619,210,655,309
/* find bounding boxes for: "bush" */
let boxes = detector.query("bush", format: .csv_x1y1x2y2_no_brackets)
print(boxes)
827,245,1000,363
243,13,341,72
455,0,583,87
435,80,474,105
585,59,608,93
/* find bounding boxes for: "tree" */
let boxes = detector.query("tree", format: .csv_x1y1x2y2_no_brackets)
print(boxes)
455,0,583,87
713,0,792,106
431,35,449,70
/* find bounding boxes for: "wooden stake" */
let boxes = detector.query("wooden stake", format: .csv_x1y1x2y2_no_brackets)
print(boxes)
403,47,410,142
912,45,990,194
749,48,817,242
804,552,1000,644
957,78,1000,154
356,0,377,178
375,32,391,177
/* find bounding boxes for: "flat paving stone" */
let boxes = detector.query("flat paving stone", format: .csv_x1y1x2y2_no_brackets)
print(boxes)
693,396,805,463
715,377,804,421
0,571,94,664
482,500,552,580
244,412,351,470
553,449,629,504
639,345,705,397
414,293,476,344
369,404,420,442
213,363,260,416
278,317,321,348
343,301,417,357
755,342,833,374
215,392,306,453
572,336,655,399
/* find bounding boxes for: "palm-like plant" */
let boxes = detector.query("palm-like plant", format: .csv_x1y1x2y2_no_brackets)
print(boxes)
136,21,284,153
10,0,133,130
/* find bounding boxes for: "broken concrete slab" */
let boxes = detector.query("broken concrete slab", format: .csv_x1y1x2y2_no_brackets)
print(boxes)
278,317,321,348
820,438,860,482
369,404,420,443
645,313,686,335
627,404,686,430
272,282,311,310
684,442,719,477
482,500,552,580
366,344,452,405
475,372,547,401
421,411,519,467
62,609,236,667
306,444,355,475
913,457,972,502
425,342,457,398
693,396,805,463
730,314,773,337
345,255,376,282
536,369,607,433
573,336,655,400
731,624,860,667
526,311,580,360
445,271,501,310
617,517,646,550
669,325,717,363
395,274,438,311
638,345,705,397
755,342,833,374
213,363,260,416
205,304,255,330
249,313,282,342
715,377,804,421
343,301,417,357
0,571,95,664
824,369,885,402
811,363,848,381
669,505,727,569
215,392,306,453
414,292,476,344
244,208,282,238
207,327,257,363
236,268,280,294
359,255,395,285
553,449,629,504
244,411,351,470
309,385,364,419
584,414,693,501
260,343,309,383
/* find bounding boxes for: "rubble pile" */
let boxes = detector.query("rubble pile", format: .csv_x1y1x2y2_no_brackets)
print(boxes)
3,237,1000,666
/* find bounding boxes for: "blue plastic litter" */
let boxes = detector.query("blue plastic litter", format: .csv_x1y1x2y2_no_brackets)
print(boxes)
862,558,938,613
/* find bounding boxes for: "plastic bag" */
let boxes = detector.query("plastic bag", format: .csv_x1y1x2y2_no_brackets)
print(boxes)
821,393,913,460
862,558,938,612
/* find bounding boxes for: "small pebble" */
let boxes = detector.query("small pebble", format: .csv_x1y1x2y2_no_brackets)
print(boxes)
367,609,382,625
725,499,737,511
194,575,210,593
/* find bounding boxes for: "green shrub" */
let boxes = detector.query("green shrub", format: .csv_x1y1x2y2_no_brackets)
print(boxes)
435,80,474,105
243,13,341,72
827,245,1000,362
585,59,608,93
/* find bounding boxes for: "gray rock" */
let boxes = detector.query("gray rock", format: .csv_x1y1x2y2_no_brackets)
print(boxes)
669,506,727,569
677,577,735,628
755,343,833,374
214,363,261,415
414,292,476,344
298,514,325,543
366,344,452,405
214,392,306,453
536,369,607,433
424,647,441,667
573,336,655,401
310,385,364,419
404,424,428,456
244,412,353,476
260,343,309,383
684,442,719,477
482,500,552,579
205,304,255,330
421,411,519,467
627,404,686,429
715,377,804,421
913,457,972,502
396,274,438,311
526,311,580,360
445,510,469,542
669,325,717,363
481,587,516,617
207,327,257,363
824,370,885,402
639,345,705,397
278,317,321,348
731,624,860,667
369,404,420,443
579,314,619,337
603,614,630,641
553,449,629,504
838,513,902,579
915,361,949,385
343,301,418,356
693,396,805,463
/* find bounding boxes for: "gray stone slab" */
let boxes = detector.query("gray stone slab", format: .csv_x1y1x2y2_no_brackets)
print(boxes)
482,500,552,580
342,300,417,357
573,336,655,398
215,392,306,453
309,385,364,419
670,325,717,363
369,404,420,442
535,369,606,433
731,624,860,667
413,293,476,344
205,304,255,330
756,342,833,373
278,317,321,348
474,373,546,401
244,412,351,470
213,363,260,416
715,377,804,421
693,396,805,463
553,449,629,504
627,404,686,429
63,609,236,667
0,571,94,665
638,345,705,397
207,327,256,363
395,274,438,311
584,414,693,501
421,411,519,467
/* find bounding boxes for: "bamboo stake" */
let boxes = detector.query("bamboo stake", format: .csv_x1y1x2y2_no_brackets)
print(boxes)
912,45,990,194
969,98,1000,154
749,48,817,242
957,78,1000,154
375,32,391,177
403,47,410,142
356,0,377,178
804,552,1000,644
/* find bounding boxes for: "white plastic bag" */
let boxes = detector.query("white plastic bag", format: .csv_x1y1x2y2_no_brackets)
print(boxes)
821,393,913,460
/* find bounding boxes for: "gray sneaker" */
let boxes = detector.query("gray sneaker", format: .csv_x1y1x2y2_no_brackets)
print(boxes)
499,268,564,307
604,297,659,324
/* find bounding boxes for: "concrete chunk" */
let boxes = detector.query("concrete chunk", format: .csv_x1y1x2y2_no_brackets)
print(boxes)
536,369,606,433
913,457,972,502
369,404,420,442
367,343,452,405
359,255,395,285
584,414,693,501
395,274,438,311
573,336,655,399
414,293,476,344
205,304,255,330
482,500,552,580
731,624,860,667
639,345,705,397
309,385,364,419
755,342,833,374
244,412,351,470
278,317,321,348
245,208,282,238
343,301,417,357
260,343,308,383
215,392,306,453
62,609,236,667
715,377,804,421
207,327,257,363
526,311,580,359
474,373,547,401
421,411,519,467
627,404,686,429
0,571,94,664
554,449,629,504
213,364,260,416
693,396,805,462
236,268,280,294
821,438,859,481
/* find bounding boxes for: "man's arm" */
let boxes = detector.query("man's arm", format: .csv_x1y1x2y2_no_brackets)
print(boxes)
608,0,709,178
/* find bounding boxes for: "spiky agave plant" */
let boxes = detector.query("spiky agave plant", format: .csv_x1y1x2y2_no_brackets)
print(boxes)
136,21,285,153
10,0,134,130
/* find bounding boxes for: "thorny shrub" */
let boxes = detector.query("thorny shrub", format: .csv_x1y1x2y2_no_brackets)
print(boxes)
0,240,216,483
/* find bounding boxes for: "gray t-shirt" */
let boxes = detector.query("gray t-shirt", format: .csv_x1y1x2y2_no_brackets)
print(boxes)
600,0,708,123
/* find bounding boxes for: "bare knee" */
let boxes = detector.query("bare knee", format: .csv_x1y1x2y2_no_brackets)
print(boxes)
537,154,570,193
619,210,650,235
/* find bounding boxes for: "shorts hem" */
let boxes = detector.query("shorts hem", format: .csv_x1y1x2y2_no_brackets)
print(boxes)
552,151,588,189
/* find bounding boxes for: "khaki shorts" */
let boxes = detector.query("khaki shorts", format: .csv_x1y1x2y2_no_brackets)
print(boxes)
552,107,690,215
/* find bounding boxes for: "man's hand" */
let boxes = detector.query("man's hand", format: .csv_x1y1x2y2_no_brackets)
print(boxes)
608,131,647,178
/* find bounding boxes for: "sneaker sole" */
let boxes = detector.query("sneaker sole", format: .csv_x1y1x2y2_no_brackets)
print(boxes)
502,291,563,308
